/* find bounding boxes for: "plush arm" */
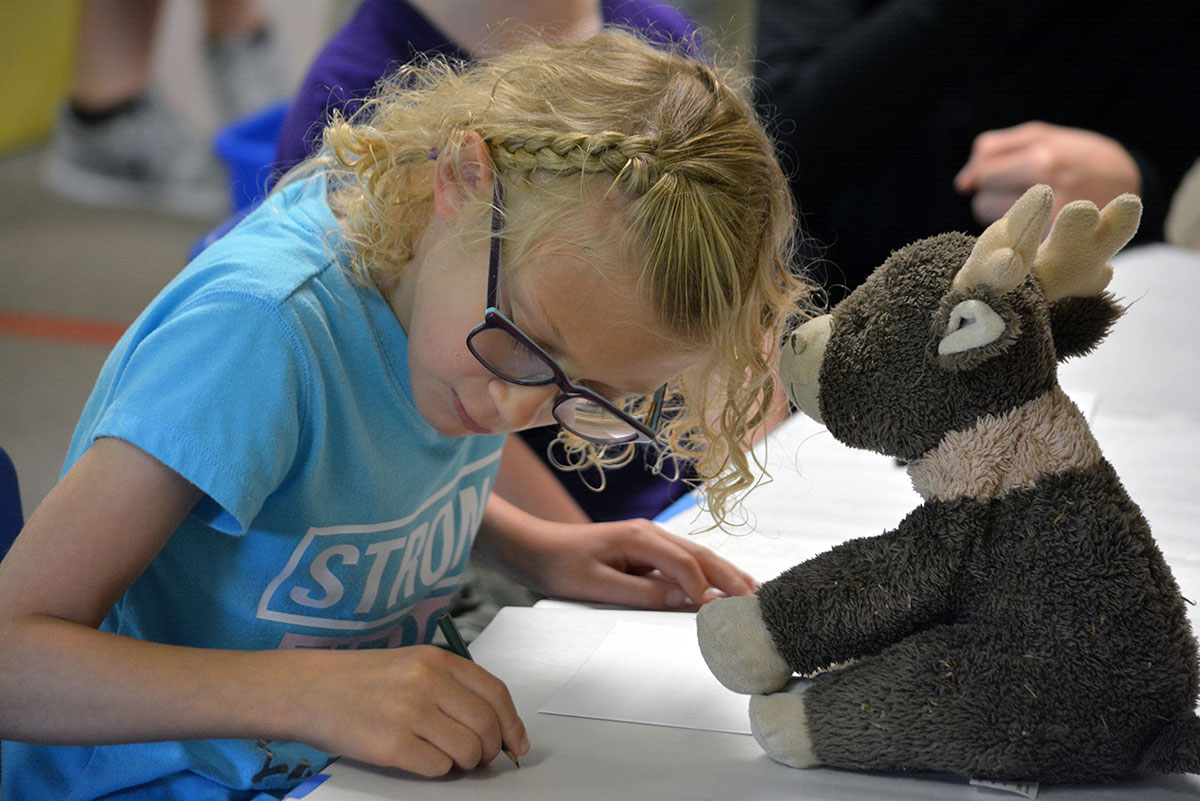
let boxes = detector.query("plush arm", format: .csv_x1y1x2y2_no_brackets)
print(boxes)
757,500,970,675
698,499,971,694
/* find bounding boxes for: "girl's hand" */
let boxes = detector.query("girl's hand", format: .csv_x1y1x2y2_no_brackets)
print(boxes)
479,499,757,610
545,519,758,609
297,645,529,776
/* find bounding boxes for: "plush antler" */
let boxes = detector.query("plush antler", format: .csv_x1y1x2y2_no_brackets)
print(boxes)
952,184,1054,294
1033,194,1142,302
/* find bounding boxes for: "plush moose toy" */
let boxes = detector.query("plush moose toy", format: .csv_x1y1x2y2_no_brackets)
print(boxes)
697,185,1200,782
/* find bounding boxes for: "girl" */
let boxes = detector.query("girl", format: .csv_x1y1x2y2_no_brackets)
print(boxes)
272,0,711,639
0,30,809,799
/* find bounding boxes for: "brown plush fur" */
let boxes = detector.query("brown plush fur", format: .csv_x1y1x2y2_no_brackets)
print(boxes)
753,194,1200,782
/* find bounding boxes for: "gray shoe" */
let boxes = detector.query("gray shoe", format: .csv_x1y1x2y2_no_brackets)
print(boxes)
206,27,289,122
42,95,230,219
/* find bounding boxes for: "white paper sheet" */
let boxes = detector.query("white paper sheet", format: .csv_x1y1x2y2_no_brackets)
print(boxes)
538,620,753,735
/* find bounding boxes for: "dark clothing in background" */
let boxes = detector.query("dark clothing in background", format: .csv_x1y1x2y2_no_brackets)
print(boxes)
755,0,1200,300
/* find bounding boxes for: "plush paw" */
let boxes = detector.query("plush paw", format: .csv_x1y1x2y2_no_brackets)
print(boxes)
749,681,819,768
696,595,793,694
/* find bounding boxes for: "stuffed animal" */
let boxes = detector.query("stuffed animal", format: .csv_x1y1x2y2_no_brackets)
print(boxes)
697,185,1200,782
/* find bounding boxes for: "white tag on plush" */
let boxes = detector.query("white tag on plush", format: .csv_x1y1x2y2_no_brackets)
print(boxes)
970,778,1040,798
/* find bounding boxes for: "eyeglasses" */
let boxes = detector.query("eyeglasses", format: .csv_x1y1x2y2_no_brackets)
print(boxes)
465,184,666,445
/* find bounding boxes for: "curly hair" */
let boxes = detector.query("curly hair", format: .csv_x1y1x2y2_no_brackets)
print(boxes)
299,29,812,526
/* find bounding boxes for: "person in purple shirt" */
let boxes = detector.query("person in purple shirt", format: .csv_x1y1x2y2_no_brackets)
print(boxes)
274,0,705,536
276,0,701,173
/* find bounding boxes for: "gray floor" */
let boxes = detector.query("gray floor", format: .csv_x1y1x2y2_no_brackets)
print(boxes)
0,143,223,517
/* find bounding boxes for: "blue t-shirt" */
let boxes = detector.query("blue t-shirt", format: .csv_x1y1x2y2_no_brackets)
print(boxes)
2,174,505,800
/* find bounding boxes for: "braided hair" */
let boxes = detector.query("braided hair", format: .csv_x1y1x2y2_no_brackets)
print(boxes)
306,29,811,526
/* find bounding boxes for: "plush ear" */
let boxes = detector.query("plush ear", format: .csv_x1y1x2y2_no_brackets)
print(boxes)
932,292,1020,370
1048,294,1124,360
938,299,1006,355
933,186,1050,368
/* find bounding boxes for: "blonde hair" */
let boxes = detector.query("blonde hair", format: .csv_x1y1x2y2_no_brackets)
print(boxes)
307,29,811,525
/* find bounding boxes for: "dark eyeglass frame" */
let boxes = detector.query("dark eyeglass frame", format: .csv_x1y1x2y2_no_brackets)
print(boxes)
465,184,666,445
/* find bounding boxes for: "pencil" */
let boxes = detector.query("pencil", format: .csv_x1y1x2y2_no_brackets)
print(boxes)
436,612,521,767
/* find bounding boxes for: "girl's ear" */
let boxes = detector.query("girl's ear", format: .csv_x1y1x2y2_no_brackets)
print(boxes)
432,131,495,222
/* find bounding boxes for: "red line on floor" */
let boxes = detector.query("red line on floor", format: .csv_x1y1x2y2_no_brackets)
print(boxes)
0,311,127,347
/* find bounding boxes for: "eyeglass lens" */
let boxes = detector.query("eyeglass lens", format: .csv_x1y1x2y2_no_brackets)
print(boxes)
468,324,643,442
555,395,644,441
467,325,554,384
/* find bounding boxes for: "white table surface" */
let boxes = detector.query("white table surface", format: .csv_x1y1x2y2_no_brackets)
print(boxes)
302,244,1200,800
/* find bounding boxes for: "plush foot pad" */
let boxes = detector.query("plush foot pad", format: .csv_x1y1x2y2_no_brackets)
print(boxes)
749,681,819,768
696,596,793,694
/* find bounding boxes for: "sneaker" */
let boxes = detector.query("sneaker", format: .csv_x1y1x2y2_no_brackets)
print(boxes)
206,27,289,122
42,95,230,219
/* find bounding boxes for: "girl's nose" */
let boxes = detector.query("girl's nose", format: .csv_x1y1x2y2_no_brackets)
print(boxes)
488,380,557,431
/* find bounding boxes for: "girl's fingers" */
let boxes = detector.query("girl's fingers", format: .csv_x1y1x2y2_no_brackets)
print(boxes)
615,535,716,606
442,653,530,758
414,707,488,771
631,530,757,600
396,730,457,777
669,535,758,595
589,566,695,609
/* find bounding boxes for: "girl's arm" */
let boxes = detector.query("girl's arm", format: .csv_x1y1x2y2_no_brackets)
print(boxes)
492,434,590,524
0,437,528,775
473,494,756,610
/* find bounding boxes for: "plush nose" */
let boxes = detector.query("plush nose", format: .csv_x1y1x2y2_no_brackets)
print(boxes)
780,314,832,424
488,380,557,431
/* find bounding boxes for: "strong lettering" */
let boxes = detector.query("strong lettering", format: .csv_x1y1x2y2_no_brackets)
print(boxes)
259,474,494,630
289,544,358,608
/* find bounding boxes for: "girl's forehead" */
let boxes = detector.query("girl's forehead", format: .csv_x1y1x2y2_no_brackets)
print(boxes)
508,249,696,396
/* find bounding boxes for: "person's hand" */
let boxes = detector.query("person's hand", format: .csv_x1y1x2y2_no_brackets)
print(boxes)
506,516,759,610
954,120,1141,227
297,645,529,776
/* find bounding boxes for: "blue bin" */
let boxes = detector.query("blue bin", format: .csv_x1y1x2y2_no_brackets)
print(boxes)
213,100,289,213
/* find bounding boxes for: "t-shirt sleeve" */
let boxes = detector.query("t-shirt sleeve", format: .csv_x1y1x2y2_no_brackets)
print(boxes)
92,293,307,534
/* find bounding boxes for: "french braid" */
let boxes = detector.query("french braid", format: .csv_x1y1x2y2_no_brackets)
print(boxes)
488,131,661,192
298,30,812,526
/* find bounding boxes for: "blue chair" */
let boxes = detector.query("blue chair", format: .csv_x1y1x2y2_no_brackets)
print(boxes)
190,100,289,262
212,100,289,215
0,446,24,562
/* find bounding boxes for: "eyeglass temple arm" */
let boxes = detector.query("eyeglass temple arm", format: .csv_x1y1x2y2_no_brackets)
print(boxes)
487,183,504,309
647,384,667,432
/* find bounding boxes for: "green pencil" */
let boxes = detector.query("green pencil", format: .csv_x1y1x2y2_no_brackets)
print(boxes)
436,612,520,767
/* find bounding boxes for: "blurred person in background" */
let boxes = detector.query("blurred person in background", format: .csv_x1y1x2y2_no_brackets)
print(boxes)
754,0,1200,302
44,0,288,218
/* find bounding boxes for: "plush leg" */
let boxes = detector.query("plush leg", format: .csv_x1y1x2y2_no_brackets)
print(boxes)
795,624,1135,781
